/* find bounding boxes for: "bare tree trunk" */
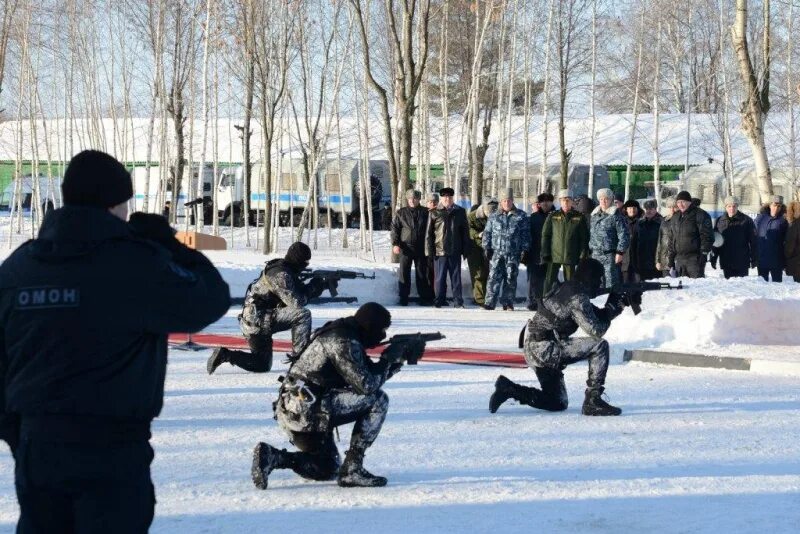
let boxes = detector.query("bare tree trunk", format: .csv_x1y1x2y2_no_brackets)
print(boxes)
653,20,663,205
539,0,555,193
588,0,597,199
788,0,798,194
732,0,773,202
196,0,213,230
625,8,646,202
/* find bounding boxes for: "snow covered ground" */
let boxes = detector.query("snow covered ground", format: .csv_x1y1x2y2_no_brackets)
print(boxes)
0,226,799,532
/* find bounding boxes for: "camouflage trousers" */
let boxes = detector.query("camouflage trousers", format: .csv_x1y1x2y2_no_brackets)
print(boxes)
592,252,623,288
231,306,312,372
276,389,389,481
485,254,520,308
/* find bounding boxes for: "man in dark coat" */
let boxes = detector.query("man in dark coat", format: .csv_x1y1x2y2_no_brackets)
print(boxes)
0,150,230,533
391,189,434,306
425,193,439,295
252,302,425,489
426,187,471,308
207,241,327,374
488,258,627,417
655,198,677,277
754,195,789,282
710,196,757,279
525,193,555,310
667,190,713,278
632,199,663,280
621,199,643,282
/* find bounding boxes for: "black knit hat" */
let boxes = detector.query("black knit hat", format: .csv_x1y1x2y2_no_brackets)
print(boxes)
285,241,312,267
676,190,692,202
537,193,554,203
62,150,133,208
623,199,641,210
354,302,392,333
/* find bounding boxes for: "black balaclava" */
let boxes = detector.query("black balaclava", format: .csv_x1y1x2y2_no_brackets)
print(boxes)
285,241,312,271
353,302,392,348
573,258,606,297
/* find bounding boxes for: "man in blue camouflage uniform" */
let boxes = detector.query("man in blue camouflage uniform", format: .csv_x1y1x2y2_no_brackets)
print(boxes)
207,242,328,374
589,188,630,288
482,188,530,310
251,302,425,489
488,258,626,416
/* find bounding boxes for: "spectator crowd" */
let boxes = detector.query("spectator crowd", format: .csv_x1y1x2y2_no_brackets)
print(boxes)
389,187,800,307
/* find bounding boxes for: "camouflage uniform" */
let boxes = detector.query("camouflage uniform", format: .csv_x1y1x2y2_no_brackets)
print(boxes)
227,259,323,373
482,208,530,308
589,205,630,288
269,318,394,481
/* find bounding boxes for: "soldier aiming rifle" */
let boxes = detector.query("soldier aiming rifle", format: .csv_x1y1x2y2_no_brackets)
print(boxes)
298,269,376,299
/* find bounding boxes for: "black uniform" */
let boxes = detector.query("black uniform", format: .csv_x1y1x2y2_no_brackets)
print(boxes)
210,258,325,374
391,205,433,305
711,211,757,279
0,206,230,533
489,259,626,416
526,207,554,309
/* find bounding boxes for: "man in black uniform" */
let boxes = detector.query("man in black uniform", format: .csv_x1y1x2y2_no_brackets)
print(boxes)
207,241,328,374
391,189,434,306
488,258,627,416
0,150,230,533
251,302,423,489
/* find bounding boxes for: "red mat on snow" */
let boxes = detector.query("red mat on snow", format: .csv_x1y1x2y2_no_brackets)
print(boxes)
169,333,527,368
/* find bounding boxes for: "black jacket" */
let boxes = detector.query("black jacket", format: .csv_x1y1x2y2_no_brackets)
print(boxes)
712,211,757,272
632,214,662,273
668,205,713,264
528,207,555,265
0,207,230,447
390,205,429,256
426,204,471,257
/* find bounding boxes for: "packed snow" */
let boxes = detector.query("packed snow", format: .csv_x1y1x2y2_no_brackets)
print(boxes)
0,226,798,532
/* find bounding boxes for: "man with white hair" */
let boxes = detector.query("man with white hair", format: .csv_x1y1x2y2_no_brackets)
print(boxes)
589,188,630,288
710,196,757,279
482,188,530,310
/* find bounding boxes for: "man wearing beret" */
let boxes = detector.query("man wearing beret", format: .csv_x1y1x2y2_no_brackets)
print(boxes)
0,150,230,532
391,189,434,306
667,190,713,278
426,187,471,308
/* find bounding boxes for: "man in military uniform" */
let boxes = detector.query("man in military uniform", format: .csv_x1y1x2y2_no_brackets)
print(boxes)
391,189,434,306
488,258,626,416
589,188,630,288
251,302,425,489
541,189,590,294
207,241,328,374
482,188,529,310
0,150,230,532
525,193,555,310
466,197,498,306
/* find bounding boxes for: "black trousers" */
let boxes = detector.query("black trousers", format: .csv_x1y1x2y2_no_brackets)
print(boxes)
15,437,154,534
434,255,464,306
758,266,783,282
398,252,433,302
525,263,547,307
723,267,748,279
675,255,705,278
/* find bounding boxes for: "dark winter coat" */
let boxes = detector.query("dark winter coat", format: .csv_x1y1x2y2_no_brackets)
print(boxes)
621,209,643,273
632,213,663,273
528,206,555,265
426,204,471,258
589,205,630,258
785,219,800,277
391,205,429,256
667,205,713,266
482,207,530,257
711,211,757,272
655,214,674,269
0,207,230,448
755,206,789,270
541,208,589,265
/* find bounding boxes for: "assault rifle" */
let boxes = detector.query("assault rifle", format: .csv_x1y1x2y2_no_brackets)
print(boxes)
298,269,375,298
596,281,684,315
378,332,445,365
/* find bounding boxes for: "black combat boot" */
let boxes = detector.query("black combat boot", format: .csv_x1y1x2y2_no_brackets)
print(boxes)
581,388,622,416
251,442,291,490
206,347,230,374
489,375,538,413
337,447,387,488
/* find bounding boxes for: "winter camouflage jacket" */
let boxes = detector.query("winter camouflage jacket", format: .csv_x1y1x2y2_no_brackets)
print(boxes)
390,205,429,256
540,208,589,265
755,206,788,269
240,259,321,335
712,211,757,272
667,205,713,265
526,281,623,342
589,205,630,259
482,207,530,257
277,318,391,433
632,214,663,273
426,204,471,257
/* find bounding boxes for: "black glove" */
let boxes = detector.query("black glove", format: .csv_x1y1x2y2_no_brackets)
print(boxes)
307,277,327,298
128,212,177,250
605,292,627,316
387,361,404,379
520,251,529,264
710,253,718,269
486,249,494,262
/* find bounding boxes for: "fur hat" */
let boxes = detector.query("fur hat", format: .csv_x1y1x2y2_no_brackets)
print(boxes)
537,193,554,203
405,189,421,200
676,190,692,202
62,150,133,208
501,187,514,201
623,199,641,210
439,187,455,197
771,195,784,205
557,188,572,199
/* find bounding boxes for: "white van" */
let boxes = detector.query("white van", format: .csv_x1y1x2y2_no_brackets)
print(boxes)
131,163,216,219
317,158,390,227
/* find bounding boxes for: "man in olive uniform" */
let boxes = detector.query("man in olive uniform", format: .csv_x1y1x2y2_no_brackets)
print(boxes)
466,197,498,306
541,189,590,294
